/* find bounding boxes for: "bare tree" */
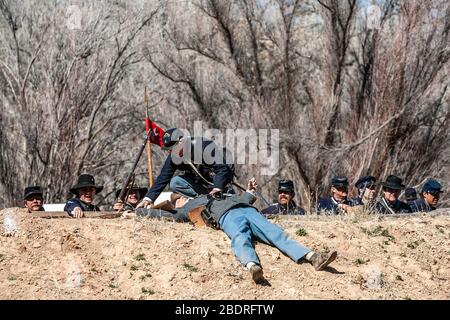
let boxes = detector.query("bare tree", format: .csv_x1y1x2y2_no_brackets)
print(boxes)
0,0,161,207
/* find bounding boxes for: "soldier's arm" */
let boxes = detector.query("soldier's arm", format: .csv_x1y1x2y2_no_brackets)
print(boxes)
237,191,257,205
236,178,258,205
64,199,84,218
143,155,177,202
64,199,81,215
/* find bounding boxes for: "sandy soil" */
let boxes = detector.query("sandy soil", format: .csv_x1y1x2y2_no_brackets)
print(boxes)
0,207,449,300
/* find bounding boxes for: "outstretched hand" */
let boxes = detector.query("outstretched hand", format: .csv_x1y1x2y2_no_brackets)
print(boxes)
136,199,153,209
72,207,84,219
247,177,257,193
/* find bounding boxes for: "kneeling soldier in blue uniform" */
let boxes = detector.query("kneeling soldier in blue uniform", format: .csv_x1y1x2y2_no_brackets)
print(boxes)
137,128,234,209
317,176,355,214
374,175,412,214
410,179,443,212
64,174,102,218
261,180,305,215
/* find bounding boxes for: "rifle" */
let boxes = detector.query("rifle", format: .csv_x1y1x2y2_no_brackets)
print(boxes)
117,129,152,202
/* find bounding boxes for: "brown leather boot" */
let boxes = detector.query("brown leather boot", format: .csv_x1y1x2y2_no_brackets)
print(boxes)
310,251,338,271
249,264,265,284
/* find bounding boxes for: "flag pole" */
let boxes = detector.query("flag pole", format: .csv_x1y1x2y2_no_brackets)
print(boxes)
145,87,153,188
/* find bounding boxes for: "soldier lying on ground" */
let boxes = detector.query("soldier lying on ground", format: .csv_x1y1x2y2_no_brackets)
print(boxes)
64,174,102,218
124,178,337,285
23,186,45,213
123,193,190,222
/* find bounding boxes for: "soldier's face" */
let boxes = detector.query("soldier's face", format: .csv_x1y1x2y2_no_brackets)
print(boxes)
383,188,400,202
278,191,294,204
127,190,140,205
79,187,96,204
24,195,43,212
423,192,440,206
331,186,348,201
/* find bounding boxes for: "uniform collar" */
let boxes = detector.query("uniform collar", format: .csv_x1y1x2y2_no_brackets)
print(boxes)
419,198,434,210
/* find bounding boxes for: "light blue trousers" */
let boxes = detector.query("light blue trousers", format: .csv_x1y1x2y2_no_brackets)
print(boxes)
219,206,311,266
169,175,208,198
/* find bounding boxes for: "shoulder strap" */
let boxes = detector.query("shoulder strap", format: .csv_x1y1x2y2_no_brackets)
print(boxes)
186,160,214,186
381,198,396,214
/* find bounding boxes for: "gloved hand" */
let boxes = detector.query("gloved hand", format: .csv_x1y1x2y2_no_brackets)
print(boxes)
136,198,153,209
121,210,136,219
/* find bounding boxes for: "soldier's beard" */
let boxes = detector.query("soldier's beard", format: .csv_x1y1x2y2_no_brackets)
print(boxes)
279,196,291,205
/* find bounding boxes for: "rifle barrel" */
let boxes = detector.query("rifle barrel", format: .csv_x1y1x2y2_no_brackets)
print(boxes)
118,130,152,202
232,182,271,207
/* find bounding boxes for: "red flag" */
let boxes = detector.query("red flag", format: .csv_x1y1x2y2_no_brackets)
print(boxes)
147,118,164,147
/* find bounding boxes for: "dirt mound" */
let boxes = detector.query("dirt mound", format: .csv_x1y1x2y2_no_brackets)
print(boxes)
0,208,449,300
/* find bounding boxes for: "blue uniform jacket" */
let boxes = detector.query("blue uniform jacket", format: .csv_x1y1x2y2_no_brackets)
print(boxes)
64,198,100,216
409,198,435,212
261,202,305,215
316,197,354,214
145,140,234,202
